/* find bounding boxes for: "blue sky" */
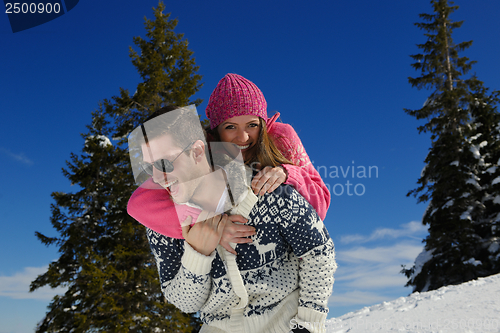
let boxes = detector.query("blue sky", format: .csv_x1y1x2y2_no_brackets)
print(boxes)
1,1,500,331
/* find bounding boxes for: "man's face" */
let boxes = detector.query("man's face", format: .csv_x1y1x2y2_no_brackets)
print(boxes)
141,134,204,204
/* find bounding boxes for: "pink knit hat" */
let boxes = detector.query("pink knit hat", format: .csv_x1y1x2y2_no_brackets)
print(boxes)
206,73,268,129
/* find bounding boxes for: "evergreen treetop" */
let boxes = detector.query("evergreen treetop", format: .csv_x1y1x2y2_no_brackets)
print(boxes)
111,1,203,140
402,0,500,292
30,2,202,331
405,0,478,138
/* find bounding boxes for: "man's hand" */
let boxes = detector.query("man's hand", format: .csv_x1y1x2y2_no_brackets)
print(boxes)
219,214,255,255
181,213,228,256
251,165,287,196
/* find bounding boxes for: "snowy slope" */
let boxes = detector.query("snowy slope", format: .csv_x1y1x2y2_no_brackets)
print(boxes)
325,273,500,333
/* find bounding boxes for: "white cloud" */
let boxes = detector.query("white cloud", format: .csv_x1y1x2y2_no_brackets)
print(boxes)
337,242,423,264
329,290,390,306
0,266,67,300
329,232,425,314
335,242,422,288
340,221,427,244
337,263,412,289
0,147,33,165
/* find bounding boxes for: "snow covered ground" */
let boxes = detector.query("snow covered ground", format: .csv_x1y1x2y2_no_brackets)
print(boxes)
324,273,500,333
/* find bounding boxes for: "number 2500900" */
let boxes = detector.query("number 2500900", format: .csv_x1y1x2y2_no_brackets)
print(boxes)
5,2,61,14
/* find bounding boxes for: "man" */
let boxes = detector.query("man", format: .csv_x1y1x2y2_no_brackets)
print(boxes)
128,105,336,333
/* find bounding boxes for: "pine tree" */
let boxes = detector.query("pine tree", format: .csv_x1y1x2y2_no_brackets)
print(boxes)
30,2,203,332
402,0,500,292
111,1,202,138
467,87,500,276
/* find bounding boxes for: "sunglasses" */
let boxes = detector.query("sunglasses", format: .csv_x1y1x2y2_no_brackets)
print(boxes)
139,142,194,176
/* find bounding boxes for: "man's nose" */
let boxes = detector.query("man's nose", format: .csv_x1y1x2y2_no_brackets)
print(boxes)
152,167,169,184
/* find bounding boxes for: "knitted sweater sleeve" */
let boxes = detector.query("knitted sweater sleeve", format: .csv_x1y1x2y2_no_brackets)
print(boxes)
268,122,331,221
127,178,201,239
146,228,214,313
277,188,337,333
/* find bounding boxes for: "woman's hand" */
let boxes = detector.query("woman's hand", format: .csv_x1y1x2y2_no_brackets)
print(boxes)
181,213,228,256
251,165,288,196
219,214,255,255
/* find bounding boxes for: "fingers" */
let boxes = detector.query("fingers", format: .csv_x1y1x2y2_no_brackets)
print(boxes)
181,225,191,240
219,215,255,249
184,213,226,256
251,166,287,196
187,213,256,256
181,215,193,227
220,239,237,255
225,215,255,236
232,234,255,243
204,213,226,234
227,225,255,239
251,166,271,195
227,214,249,224
260,178,277,195
216,214,228,233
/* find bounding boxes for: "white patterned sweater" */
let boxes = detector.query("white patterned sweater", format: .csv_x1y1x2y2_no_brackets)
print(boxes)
147,184,337,333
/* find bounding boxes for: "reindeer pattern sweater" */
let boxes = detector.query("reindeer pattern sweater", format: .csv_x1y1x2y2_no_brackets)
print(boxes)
147,184,336,333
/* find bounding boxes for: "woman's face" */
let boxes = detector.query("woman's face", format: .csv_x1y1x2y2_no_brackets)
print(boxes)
217,115,261,158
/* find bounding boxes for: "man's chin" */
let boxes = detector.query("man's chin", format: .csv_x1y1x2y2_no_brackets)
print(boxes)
171,193,190,205
172,197,188,205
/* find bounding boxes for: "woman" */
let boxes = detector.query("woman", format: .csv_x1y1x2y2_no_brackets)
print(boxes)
127,74,331,253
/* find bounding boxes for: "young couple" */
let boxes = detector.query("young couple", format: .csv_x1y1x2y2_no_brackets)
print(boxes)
127,74,336,333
